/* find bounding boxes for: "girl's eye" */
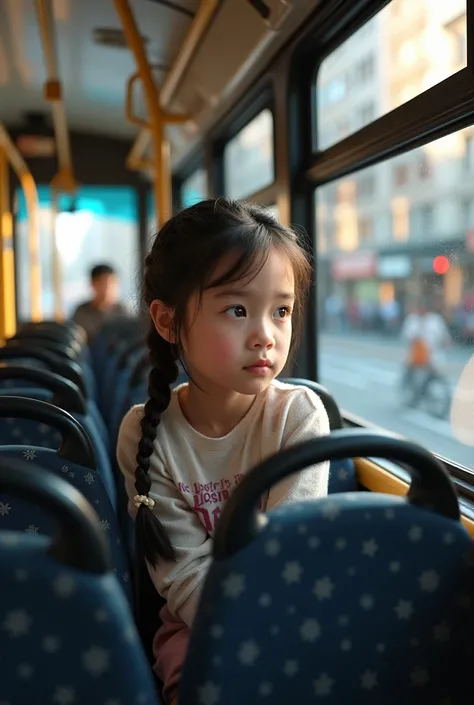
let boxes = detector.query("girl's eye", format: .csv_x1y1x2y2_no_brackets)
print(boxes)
225,305,247,318
274,306,291,319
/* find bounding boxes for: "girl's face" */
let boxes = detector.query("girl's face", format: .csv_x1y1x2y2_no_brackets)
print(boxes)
181,247,296,397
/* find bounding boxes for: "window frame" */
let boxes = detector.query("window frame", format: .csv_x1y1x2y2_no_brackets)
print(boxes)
288,0,474,477
212,82,277,204
172,148,207,212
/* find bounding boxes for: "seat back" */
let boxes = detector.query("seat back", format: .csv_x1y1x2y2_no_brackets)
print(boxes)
279,377,357,493
0,343,89,398
180,429,474,705
102,338,145,423
0,367,115,504
0,396,130,601
0,458,157,704
0,362,109,453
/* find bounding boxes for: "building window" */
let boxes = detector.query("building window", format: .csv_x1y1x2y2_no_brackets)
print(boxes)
358,216,374,242
465,135,474,173
354,55,375,83
393,164,409,186
418,154,432,179
391,197,409,241
355,102,375,131
411,204,434,240
356,175,375,199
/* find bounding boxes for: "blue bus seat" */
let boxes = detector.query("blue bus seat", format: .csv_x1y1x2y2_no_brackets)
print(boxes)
0,397,131,602
0,372,115,506
180,430,474,705
0,458,158,705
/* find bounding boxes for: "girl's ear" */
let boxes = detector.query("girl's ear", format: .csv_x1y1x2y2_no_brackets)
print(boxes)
150,300,176,343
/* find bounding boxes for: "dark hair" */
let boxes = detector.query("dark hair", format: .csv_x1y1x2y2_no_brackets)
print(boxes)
134,198,312,567
90,264,116,281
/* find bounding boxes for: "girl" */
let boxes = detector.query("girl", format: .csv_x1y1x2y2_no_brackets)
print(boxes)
116,198,330,704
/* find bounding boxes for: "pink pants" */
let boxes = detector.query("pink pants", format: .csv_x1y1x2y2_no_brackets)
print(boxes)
153,604,190,705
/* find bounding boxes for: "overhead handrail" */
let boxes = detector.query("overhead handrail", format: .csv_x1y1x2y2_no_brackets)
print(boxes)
0,122,42,322
114,0,193,225
124,0,220,191
35,0,77,321
50,187,63,321
35,0,77,195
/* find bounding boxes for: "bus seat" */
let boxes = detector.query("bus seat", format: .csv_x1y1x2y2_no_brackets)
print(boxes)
0,458,158,705
0,397,131,603
279,377,358,493
0,344,90,401
89,317,146,393
108,347,146,445
179,430,474,705
6,337,98,401
0,364,109,451
102,338,145,426
0,369,115,505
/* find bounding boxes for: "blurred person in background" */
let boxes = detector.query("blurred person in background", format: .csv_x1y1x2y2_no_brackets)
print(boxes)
72,263,128,342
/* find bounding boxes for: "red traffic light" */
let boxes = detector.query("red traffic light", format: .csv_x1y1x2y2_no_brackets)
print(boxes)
432,255,450,275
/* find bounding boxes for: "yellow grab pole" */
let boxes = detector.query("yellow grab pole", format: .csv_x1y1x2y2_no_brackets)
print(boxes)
0,123,42,322
113,0,169,225
51,187,63,321
125,0,219,172
0,146,16,340
35,0,76,193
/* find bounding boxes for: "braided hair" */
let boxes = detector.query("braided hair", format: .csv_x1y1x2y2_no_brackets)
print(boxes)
134,198,312,568
134,327,179,564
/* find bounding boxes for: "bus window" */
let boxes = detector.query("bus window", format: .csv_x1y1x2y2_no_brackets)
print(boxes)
181,168,207,207
223,109,274,200
315,126,474,469
15,186,139,319
316,0,467,151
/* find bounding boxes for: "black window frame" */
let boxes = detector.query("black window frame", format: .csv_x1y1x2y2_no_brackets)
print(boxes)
212,81,277,203
288,0,474,484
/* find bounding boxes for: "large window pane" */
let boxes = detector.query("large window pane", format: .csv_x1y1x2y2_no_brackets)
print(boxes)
223,109,274,199
316,0,466,150
181,168,207,207
15,186,140,319
315,127,474,469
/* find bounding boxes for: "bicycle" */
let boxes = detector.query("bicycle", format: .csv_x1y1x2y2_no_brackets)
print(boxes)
400,364,451,419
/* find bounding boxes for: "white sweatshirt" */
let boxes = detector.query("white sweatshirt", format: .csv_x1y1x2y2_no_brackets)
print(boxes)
116,380,330,627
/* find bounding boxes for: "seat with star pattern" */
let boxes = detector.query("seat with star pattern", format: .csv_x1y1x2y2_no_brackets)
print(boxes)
0,456,159,705
179,429,474,705
0,396,132,603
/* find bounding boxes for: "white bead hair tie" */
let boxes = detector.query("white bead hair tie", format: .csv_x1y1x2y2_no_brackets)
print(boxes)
134,494,155,509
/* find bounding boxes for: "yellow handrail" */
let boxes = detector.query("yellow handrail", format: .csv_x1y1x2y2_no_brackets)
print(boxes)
35,0,76,193
0,123,42,322
125,0,219,178
0,145,16,340
114,0,170,225
50,188,63,321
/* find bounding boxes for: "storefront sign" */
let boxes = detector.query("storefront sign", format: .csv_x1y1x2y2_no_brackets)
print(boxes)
377,255,412,278
332,252,376,280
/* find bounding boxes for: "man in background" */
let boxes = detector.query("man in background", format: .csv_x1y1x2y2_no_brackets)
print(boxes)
72,264,128,342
